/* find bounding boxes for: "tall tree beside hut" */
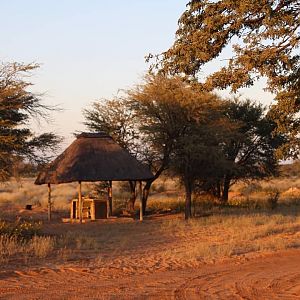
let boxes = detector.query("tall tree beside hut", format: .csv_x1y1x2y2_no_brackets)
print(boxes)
128,75,227,218
83,98,140,211
84,75,226,216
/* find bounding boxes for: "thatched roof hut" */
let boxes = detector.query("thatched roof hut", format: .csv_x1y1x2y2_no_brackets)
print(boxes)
35,132,153,222
35,132,153,184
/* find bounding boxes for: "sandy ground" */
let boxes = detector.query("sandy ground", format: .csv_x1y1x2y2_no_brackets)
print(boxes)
1,202,300,299
0,249,299,299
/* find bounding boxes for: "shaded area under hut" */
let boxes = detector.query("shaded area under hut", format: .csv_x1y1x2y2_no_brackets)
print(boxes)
35,132,153,222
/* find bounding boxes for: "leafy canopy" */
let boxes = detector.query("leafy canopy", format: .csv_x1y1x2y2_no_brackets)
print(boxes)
152,0,300,147
0,62,61,181
160,1,300,93
201,98,285,200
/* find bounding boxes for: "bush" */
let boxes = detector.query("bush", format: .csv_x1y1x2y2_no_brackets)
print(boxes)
266,189,280,210
0,219,42,239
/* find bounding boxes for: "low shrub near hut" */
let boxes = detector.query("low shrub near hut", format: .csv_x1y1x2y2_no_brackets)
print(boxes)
0,219,54,264
0,219,42,239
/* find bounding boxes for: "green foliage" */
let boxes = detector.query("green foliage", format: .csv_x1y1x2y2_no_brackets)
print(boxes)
0,219,42,239
154,0,300,155
266,188,280,210
160,0,300,93
223,99,283,177
0,62,61,181
195,99,284,201
83,98,138,152
128,75,230,218
84,74,284,217
128,75,225,175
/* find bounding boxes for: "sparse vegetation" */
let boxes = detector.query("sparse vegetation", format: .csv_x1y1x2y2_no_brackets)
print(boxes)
1,1,300,297
0,219,42,238
0,174,299,300
0,219,52,263
1,193,299,266
1,164,300,268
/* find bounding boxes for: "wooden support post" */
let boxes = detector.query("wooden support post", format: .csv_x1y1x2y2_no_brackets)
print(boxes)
47,183,51,221
78,181,83,223
139,181,143,221
108,180,113,217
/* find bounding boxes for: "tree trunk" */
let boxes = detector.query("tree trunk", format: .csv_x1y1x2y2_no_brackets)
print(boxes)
221,175,231,203
139,181,143,221
142,180,152,215
108,180,113,216
127,181,136,212
216,181,221,199
184,178,192,220
78,181,83,223
47,183,51,221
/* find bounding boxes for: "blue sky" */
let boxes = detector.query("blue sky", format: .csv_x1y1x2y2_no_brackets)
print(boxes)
1,0,274,146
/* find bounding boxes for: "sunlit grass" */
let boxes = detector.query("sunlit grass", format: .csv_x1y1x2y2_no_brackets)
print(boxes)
1,176,300,268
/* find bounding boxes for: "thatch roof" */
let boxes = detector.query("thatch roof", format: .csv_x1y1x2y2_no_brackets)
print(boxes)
35,132,153,184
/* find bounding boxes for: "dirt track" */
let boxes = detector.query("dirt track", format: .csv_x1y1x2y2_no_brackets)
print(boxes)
0,249,299,299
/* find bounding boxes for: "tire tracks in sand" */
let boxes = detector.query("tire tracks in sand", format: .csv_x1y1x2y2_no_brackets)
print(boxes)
0,249,300,299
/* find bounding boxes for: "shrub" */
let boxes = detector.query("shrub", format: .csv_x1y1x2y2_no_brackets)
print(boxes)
0,219,42,239
266,189,280,210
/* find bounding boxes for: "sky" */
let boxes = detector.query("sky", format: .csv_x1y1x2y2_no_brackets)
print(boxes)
1,0,274,147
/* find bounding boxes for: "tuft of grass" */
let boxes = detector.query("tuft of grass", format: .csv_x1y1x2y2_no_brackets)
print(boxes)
27,236,55,258
0,235,19,262
0,234,55,263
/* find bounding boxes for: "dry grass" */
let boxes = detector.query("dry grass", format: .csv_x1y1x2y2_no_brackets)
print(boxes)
0,178,95,212
230,177,300,207
0,235,55,263
1,176,297,216
0,205,299,269
1,175,300,269
159,207,300,262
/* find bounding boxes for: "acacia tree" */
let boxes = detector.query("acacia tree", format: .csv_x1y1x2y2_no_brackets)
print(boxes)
83,98,140,211
84,77,193,213
152,0,300,153
84,75,227,216
128,75,190,213
0,62,61,181
171,118,228,219
83,99,138,151
128,75,228,217
199,99,285,202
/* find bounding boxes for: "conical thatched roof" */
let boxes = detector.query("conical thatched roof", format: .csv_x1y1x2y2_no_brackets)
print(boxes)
35,132,153,184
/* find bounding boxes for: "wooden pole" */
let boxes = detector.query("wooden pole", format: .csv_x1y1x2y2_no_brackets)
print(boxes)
108,180,113,217
78,181,82,223
139,181,143,221
47,183,51,221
